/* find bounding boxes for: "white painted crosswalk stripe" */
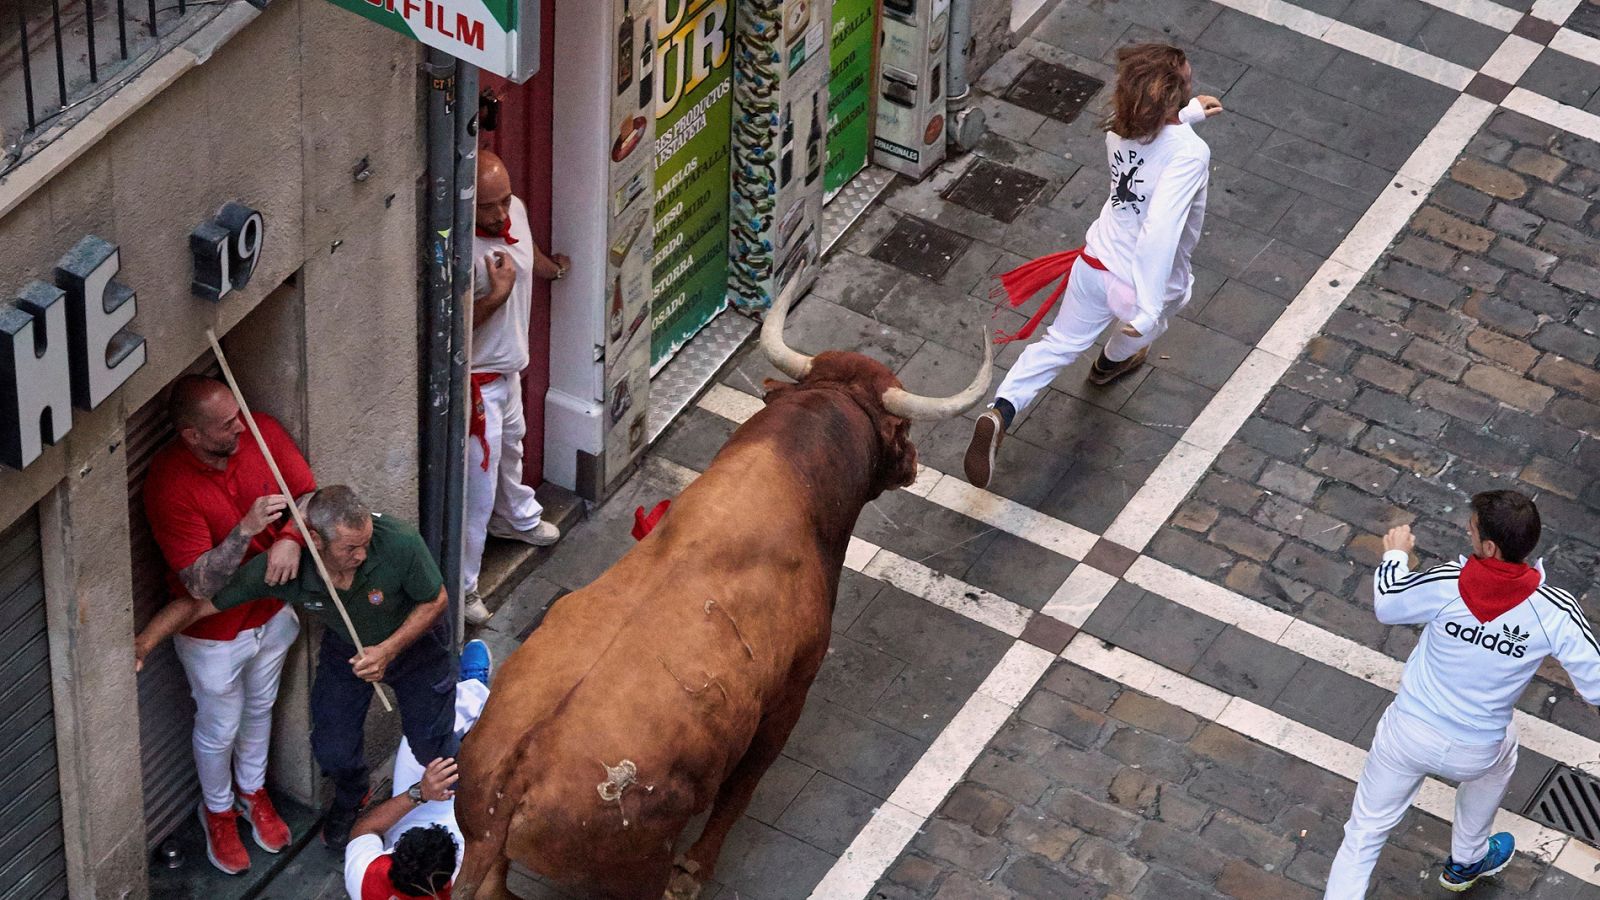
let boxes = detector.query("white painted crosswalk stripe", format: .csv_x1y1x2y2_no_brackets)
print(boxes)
1062,635,1595,881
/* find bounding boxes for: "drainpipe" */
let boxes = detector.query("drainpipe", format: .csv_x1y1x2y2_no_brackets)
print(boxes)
946,0,986,151
419,49,475,647
443,62,480,646
420,49,457,571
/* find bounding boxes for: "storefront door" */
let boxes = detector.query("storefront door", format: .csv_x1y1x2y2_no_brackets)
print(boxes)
478,0,557,490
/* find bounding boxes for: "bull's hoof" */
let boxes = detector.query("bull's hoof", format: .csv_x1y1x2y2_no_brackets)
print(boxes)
664,858,702,900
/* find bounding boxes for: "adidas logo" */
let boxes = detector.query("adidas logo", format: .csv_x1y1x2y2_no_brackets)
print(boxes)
1444,620,1529,658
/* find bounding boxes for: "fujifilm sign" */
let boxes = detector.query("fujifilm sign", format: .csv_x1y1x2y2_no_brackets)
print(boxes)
325,0,541,82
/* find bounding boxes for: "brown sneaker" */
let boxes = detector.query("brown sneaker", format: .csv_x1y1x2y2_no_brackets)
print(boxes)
963,409,1005,489
1087,347,1148,386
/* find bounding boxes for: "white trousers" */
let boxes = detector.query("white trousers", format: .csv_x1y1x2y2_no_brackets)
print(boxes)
464,374,545,593
994,257,1175,417
173,605,301,813
385,677,491,851
1324,705,1518,899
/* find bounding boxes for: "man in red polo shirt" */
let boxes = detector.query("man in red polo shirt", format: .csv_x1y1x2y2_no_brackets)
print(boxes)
136,375,315,875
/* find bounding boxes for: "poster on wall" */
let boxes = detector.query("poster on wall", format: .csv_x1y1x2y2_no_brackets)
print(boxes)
824,0,874,199
649,0,735,370
603,0,657,482
728,0,832,312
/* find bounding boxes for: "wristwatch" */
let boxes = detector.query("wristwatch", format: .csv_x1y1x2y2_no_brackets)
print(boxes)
407,782,425,804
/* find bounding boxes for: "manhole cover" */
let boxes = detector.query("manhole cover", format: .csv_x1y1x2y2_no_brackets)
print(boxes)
943,158,1049,223
1004,60,1105,124
1525,764,1600,847
868,214,972,280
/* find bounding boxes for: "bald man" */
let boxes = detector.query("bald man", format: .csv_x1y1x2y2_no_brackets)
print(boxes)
136,374,316,875
463,151,570,625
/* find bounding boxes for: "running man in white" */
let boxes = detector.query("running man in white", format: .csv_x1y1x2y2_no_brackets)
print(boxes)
1326,490,1600,897
965,43,1221,488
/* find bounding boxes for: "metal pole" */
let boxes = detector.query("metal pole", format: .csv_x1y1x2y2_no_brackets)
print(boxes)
443,62,479,649
945,0,985,151
419,49,457,581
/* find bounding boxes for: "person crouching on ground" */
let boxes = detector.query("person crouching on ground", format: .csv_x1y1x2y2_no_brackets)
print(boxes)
1325,490,1600,897
342,639,494,900
964,43,1222,489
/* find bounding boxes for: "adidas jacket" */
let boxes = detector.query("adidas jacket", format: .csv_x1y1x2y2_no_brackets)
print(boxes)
1376,549,1600,745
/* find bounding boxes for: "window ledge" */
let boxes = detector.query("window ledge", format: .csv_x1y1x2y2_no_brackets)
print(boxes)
0,1,261,221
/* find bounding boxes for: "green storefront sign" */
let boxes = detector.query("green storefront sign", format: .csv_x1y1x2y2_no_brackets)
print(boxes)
824,0,873,197
649,0,734,369
322,0,541,81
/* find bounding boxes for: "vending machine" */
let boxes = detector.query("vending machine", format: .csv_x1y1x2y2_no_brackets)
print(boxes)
872,0,950,178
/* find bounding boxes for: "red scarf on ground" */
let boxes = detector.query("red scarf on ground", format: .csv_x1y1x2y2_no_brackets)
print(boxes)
989,247,1106,344
475,220,518,244
1459,555,1541,623
360,854,452,900
633,500,671,540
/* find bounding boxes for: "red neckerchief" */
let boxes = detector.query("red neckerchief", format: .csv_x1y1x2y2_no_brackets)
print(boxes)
361,853,452,900
475,220,519,245
1459,555,1541,623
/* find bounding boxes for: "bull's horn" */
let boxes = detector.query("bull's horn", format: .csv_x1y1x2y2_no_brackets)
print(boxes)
881,325,993,421
760,281,814,380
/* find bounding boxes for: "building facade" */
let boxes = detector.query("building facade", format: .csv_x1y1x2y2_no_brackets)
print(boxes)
0,0,426,894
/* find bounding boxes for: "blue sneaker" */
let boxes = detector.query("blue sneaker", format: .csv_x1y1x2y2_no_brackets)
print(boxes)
460,639,492,686
1439,832,1514,892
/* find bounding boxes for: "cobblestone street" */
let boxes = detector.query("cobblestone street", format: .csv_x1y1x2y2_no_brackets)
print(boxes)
266,0,1600,897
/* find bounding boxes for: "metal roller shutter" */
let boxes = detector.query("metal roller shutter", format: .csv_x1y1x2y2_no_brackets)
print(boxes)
128,363,218,845
0,511,70,899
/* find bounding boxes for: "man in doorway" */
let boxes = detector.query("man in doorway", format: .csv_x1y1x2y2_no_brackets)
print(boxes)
140,486,459,851
964,43,1222,489
138,374,315,875
464,149,572,626
342,639,493,900
1325,491,1600,896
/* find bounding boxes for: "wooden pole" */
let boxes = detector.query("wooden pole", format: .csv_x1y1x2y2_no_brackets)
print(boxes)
204,329,394,712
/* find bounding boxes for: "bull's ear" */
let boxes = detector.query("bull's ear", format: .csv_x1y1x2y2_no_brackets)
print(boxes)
876,411,919,490
761,378,794,401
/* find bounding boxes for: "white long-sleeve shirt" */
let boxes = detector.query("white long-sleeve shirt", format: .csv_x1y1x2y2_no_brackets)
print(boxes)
1084,98,1211,337
1375,549,1600,745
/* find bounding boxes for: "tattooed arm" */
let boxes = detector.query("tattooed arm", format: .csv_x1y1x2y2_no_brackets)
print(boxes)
177,494,288,601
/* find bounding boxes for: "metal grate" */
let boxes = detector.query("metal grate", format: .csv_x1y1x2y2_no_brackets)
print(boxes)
1004,60,1105,124
1524,764,1600,847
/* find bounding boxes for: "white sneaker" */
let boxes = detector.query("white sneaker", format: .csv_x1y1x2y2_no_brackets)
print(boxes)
464,591,492,626
489,519,560,547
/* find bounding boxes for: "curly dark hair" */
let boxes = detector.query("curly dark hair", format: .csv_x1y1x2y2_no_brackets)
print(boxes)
389,824,458,896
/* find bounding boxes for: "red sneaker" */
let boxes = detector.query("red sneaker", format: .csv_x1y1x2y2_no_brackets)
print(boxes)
198,802,250,875
237,787,291,853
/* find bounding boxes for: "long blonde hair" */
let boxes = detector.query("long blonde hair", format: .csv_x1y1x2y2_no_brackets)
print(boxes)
1099,43,1189,143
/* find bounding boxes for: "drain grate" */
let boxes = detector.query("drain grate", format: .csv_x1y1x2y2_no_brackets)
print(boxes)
943,158,1049,223
1524,764,1600,847
1004,60,1105,123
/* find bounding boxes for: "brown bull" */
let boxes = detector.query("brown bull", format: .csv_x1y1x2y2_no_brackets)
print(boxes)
453,286,991,899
